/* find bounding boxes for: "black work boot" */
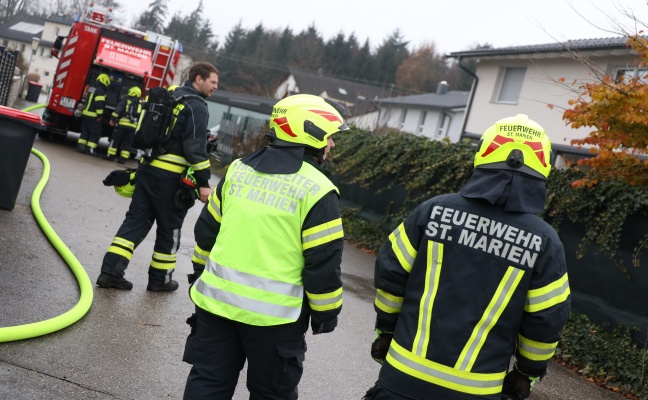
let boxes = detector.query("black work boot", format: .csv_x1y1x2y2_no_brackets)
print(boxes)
117,157,127,164
103,154,115,161
96,272,133,290
147,279,179,292
85,147,99,157
76,143,85,153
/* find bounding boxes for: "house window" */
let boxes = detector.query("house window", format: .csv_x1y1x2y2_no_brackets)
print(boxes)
54,27,60,36
44,71,50,77
496,67,526,103
417,111,427,134
614,67,648,82
435,113,450,138
399,109,407,130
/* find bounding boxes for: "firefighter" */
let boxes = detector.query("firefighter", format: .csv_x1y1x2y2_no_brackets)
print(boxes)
182,94,348,399
77,73,110,156
105,86,142,164
364,114,571,400
95,62,219,292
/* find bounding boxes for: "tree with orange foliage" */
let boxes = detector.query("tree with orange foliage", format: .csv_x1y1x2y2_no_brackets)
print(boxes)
562,35,648,187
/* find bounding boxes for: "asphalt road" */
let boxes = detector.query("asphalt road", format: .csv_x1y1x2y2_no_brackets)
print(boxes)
0,99,625,399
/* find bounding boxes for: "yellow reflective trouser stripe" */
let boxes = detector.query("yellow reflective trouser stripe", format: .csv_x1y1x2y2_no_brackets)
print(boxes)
77,138,88,145
413,241,443,357
306,288,342,311
107,237,135,260
302,218,343,250
389,222,416,273
207,191,222,223
387,340,505,395
82,111,97,117
518,334,558,361
525,273,570,312
455,266,524,372
192,245,210,266
375,289,403,314
191,159,210,172
150,251,177,270
196,259,303,320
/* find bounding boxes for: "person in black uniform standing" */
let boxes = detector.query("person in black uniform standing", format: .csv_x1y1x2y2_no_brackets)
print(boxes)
105,85,141,164
76,73,110,156
364,114,571,400
96,62,219,292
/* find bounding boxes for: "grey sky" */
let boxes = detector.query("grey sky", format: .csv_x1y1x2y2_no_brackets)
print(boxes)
118,0,646,54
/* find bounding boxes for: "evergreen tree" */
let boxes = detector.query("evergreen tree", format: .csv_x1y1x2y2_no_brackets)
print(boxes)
373,29,410,88
135,0,168,33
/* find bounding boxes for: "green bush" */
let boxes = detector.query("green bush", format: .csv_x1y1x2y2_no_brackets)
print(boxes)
331,127,648,270
557,313,648,399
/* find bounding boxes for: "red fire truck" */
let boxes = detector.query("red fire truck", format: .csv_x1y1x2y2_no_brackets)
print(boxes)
41,3,182,140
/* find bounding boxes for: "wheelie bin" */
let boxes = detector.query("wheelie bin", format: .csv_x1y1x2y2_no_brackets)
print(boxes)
0,105,45,210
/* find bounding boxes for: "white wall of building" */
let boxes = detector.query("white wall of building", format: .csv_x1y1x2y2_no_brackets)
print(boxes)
464,54,635,146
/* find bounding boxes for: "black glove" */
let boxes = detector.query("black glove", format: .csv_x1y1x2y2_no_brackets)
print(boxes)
312,317,337,334
371,329,393,364
187,271,202,284
501,364,539,400
174,186,198,210
103,169,132,186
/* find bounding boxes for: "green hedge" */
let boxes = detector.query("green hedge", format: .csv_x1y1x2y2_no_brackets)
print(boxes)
330,127,648,269
557,313,648,399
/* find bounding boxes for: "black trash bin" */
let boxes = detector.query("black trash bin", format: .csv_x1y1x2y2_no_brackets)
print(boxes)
25,81,43,102
0,105,45,210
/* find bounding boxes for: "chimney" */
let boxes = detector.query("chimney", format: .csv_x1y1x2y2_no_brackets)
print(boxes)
436,81,449,95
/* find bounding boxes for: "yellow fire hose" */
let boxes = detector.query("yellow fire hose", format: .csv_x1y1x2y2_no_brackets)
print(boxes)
0,104,93,342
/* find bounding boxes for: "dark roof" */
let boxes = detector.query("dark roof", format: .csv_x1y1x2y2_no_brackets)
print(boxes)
0,14,45,43
374,91,469,110
287,66,390,116
47,14,74,25
207,89,278,115
447,36,631,58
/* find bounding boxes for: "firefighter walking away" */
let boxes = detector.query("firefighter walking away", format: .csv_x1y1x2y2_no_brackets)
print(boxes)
182,94,348,399
364,114,571,400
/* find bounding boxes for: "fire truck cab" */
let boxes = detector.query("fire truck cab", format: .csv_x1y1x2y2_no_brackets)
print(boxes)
42,3,182,140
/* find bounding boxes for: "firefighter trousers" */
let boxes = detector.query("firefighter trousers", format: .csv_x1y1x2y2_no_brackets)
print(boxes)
79,115,102,150
183,306,309,400
107,126,135,159
100,164,188,284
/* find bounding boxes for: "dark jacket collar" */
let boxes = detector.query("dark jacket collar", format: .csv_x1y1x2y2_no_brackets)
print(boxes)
460,169,547,214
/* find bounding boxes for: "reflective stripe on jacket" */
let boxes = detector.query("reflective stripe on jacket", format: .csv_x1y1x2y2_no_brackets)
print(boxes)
82,85,106,117
190,158,340,326
375,193,570,399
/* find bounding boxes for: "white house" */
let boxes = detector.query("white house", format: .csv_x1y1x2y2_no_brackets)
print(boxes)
373,82,469,142
0,14,73,94
447,36,640,162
